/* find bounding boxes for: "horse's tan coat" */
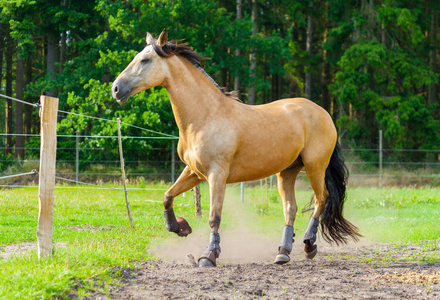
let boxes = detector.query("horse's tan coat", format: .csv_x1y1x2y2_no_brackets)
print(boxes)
112,31,338,260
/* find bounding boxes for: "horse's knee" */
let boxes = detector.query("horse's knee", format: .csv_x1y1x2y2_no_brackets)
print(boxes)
163,193,173,209
290,203,298,216
208,213,221,230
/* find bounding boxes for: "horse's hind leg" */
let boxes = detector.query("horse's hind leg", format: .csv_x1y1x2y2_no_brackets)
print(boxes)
274,166,302,265
302,163,329,259
163,166,202,236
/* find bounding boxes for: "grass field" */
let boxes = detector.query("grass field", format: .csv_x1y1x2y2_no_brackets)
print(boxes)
0,182,439,299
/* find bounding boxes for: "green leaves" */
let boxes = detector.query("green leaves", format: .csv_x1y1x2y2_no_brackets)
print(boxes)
377,3,424,48
332,30,439,150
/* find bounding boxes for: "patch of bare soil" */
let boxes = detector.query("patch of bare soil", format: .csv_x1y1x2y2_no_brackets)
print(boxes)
77,239,440,300
0,241,67,260
0,242,36,260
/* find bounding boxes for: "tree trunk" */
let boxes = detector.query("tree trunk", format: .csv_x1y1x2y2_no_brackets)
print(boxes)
234,0,242,95
0,23,3,96
5,23,13,155
427,11,438,163
248,0,258,105
47,33,59,97
0,23,3,152
428,12,437,113
24,55,33,147
221,66,228,88
15,54,25,158
60,30,66,73
305,1,314,99
321,28,331,114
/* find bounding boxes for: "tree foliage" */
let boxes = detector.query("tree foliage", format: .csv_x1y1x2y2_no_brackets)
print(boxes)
0,0,439,173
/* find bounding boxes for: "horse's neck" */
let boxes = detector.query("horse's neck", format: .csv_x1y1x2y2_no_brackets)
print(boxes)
163,56,229,134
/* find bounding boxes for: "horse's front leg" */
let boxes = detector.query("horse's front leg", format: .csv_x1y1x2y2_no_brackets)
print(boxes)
274,167,301,264
198,171,227,267
164,166,202,236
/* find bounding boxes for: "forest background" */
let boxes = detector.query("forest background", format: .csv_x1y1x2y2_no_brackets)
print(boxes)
0,0,439,176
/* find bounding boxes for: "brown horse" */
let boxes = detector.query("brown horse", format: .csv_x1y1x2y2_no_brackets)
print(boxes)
112,29,361,267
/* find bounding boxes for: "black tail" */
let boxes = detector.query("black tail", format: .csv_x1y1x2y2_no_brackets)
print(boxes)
320,142,362,245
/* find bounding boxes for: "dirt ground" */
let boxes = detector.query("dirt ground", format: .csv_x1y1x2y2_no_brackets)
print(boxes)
78,230,440,300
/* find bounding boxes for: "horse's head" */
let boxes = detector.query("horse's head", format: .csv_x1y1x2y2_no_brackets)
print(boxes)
112,29,170,103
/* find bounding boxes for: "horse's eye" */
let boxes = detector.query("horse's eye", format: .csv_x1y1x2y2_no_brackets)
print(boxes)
141,58,150,64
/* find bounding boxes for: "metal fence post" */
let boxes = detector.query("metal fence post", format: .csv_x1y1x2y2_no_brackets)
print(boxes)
76,131,79,185
379,130,383,188
241,182,244,203
171,132,175,183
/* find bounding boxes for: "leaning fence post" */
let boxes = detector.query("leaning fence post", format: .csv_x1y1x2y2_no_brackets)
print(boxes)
37,95,59,259
193,184,202,217
117,118,134,229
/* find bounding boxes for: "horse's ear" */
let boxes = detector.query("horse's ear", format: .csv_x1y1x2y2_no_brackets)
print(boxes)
146,32,153,45
157,28,168,47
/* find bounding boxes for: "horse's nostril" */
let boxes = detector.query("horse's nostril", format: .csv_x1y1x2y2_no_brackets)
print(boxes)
114,85,119,93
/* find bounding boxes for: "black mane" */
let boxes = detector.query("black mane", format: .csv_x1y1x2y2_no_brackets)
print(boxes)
151,39,238,99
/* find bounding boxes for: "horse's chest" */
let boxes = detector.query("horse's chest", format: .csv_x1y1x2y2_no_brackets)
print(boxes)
178,143,207,176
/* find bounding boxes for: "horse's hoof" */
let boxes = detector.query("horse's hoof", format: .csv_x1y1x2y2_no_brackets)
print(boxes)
198,258,216,267
304,240,317,259
176,217,192,237
198,250,217,267
274,254,290,265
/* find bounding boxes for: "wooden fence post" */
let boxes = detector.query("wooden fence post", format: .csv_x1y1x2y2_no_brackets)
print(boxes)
193,184,202,217
37,95,59,259
117,118,134,228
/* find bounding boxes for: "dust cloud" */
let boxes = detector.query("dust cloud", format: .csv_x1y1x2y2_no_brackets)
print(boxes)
149,188,373,265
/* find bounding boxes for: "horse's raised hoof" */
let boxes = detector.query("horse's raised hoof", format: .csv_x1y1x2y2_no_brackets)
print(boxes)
274,253,290,265
176,217,192,237
304,239,317,259
198,250,217,267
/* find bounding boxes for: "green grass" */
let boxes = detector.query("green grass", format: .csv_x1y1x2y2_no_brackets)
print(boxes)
0,183,439,298
0,183,211,299
231,185,440,244
347,188,440,242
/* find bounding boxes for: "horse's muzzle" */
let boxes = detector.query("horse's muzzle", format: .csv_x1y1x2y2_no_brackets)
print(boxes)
112,81,130,103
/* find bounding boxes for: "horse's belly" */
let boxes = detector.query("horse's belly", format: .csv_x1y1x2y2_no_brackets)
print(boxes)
226,144,302,183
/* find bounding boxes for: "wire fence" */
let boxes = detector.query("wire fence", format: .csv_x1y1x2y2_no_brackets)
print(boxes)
0,93,178,194
1,93,439,189
1,143,438,189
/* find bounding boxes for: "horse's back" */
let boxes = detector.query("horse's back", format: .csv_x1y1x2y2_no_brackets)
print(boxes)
265,97,337,167
223,97,336,182
250,97,336,139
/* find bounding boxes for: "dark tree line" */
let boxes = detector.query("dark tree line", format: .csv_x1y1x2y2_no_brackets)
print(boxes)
0,0,439,172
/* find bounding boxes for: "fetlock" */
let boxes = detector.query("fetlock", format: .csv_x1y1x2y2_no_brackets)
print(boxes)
274,225,295,265
164,208,179,233
303,217,319,245
207,232,221,257
198,232,221,267
279,225,295,253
